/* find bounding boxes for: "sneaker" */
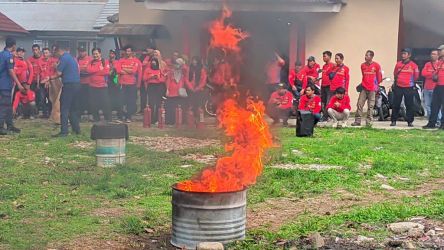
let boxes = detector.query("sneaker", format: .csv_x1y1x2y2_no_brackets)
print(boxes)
390,121,396,127
342,121,348,128
351,122,361,127
7,126,21,133
407,122,414,127
125,119,132,123
332,122,338,128
422,123,436,129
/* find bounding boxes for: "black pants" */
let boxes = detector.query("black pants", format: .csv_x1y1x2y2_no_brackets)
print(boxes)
79,84,90,115
89,87,112,122
119,84,137,120
166,96,186,125
0,90,13,129
140,84,148,112
147,83,166,124
391,86,415,123
37,86,50,116
429,85,444,125
60,84,81,135
321,86,332,119
108,82,122,112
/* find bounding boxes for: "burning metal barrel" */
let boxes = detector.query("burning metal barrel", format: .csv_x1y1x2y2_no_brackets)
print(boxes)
171,186,247,249
90,123,129,167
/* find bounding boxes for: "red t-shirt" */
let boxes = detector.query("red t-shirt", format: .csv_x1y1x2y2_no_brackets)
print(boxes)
38,57,58,81
288,69,307,89
27,55,42,83
117,57,142,86
327,95,351,112
421,61,440,90
78,56,92,85
186,68,207,91
436,59,444,86
330,64,350,92
143,67,166,85
361,61,382,91
14,57,33,84
393,60,419,88
86,59,110,88
303,63,320,81
321,62,335,87
298,94,322,114
268,90,293,109
165,68,187,97
13,90,35,111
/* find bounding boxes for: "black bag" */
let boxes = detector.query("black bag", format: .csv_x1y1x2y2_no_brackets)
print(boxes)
356,83,363,93
296,110,315,137
328,65,344,80
432,74,439,82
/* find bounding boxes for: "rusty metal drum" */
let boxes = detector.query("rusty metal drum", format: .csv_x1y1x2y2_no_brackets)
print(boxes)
171,186,247,249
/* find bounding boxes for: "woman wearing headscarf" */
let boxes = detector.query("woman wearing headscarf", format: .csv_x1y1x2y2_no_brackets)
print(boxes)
185,56,207,119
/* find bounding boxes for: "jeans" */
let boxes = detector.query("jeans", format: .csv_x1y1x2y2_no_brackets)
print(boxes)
391,87,415,123
60,84,81,135
119,84,137,120
424,89,442,121
429,85,444,125
89,87,112,122
0,90,13,129
328,108,351,122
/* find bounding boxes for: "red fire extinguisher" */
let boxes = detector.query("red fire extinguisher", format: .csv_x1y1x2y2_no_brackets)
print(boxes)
158,101,166,129
197,107,205,129
175,105,183,128
143,105,151,128
187,107,195,129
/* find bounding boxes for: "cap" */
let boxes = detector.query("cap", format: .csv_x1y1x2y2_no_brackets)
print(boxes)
109,49,116,54
16,47,25,52
77,46,86,52
438,45,444,50
401,48,412,54
307,56,315,62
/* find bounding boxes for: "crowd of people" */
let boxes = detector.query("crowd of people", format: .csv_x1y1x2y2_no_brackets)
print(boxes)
1,35,444,136
267,46,444,130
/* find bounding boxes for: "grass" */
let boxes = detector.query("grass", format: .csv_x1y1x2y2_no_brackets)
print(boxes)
0,119,443,249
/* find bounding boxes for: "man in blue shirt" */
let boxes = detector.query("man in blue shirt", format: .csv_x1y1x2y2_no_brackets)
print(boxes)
0,37,24,135
50,45,81,137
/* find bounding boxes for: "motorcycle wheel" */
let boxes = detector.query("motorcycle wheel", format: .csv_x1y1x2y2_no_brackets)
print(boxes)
204,100,217,117
382,103,390,119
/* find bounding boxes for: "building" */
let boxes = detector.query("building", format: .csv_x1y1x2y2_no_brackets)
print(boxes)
0,11,28,48
0,1,116,56
111,0,444,102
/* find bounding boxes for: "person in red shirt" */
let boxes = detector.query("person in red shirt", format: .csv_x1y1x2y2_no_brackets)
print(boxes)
165,58,188,125
116,45,142,123
423,45,444,129
268,84,293,126
288,61,307,95
39,48,61,122
107,49,121,112
330,53,350,94
186,56,207,121
320,51,335,121
327,87,351,128
86,48,111,122
77,47,92,118
13,47,35,118
421,49,441,121
391,48,419,127
139,47,155,112
352,50,382,127
298,84,322,124
303,56,321,89
265,52,285,99
28,44,42,111
142,57,166,124
12,84,36,119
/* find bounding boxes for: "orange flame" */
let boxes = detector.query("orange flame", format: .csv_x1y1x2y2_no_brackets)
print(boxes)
176,5,272,193
209,5,249,52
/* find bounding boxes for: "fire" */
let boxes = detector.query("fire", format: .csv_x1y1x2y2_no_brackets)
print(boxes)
176,5,272,193
209,5,249,52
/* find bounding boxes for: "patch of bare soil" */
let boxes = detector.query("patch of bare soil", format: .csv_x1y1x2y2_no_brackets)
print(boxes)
182,153,217,165
69,141,94,150
270,163,343,171
52,233,175,250
247,178,444,231
130,136,220,152
91,207,127,218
